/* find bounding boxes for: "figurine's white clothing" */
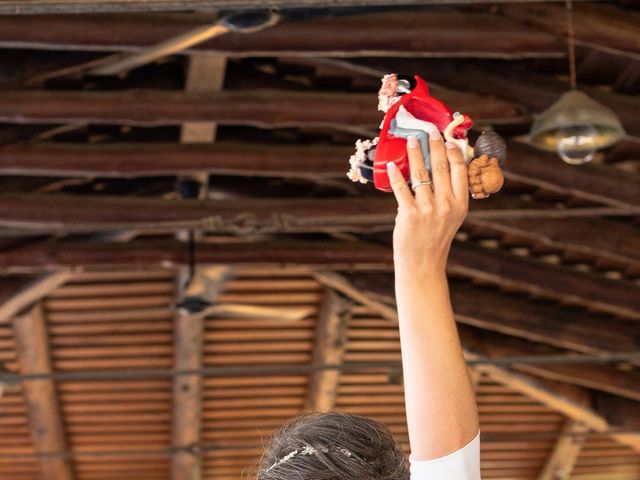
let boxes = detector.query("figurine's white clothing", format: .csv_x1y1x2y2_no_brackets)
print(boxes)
410,432,481,480
395,105,438,135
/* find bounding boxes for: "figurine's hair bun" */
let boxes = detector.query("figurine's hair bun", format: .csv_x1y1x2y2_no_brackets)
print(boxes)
474,131,507,166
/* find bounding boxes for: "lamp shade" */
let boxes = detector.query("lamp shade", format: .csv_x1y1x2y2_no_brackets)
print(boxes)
529,90,625,152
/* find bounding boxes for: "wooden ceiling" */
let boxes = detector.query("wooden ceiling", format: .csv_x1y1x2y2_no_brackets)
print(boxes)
0,2,639,480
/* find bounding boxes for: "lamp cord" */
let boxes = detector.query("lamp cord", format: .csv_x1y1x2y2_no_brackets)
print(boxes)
566,0,577,90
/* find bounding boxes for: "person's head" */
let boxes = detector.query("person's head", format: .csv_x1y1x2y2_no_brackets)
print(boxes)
255,412,410,480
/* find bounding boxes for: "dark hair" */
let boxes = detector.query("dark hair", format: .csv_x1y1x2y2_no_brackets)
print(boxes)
254,412,410,480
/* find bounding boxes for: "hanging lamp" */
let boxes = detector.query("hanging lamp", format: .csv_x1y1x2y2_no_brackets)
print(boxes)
528,0,625,165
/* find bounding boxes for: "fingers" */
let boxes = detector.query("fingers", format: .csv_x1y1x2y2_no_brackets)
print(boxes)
406,136,433,204
387,161,413,209
446,141,469,201
428,130,453,200
468,165,487,198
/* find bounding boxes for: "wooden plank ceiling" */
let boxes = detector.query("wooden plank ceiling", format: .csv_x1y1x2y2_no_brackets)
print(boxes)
0,2,639,480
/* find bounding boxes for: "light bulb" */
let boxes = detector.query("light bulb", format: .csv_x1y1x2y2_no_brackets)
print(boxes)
556,125,597,165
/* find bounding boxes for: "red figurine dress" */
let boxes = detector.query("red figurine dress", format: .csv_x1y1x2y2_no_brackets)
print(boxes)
347,74,506,199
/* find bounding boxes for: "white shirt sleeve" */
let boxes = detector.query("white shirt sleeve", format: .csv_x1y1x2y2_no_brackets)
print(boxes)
409,432,481,480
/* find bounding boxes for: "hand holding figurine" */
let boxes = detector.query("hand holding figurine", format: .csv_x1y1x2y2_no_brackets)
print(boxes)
347,74,506,199
387,132,469,275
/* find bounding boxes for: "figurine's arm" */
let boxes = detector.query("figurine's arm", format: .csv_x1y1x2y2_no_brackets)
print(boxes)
468,155,504,199
389,105,437,171
387,133,479,460
443,115,474,162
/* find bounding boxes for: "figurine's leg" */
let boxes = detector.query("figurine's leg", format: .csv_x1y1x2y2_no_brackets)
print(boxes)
389,120,432,171
358,146,376,182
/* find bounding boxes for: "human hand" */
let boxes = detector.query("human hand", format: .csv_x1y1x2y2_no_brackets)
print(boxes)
387,132,469,275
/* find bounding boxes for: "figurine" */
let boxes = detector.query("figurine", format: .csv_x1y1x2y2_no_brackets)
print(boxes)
347,74,506,199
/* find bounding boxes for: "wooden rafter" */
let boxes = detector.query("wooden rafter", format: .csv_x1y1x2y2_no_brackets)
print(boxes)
1,140,638,208
504,143,640,208
448,243,640,320
0,270,72,323
449,282,640,356
0,239,394,271
306,271,640,453
181,53,227,144
12,303,74,480
517,361,640,403
0,10,563,58
0,88,524,129
457,327,640,403
537,420,589,480
306,288,350,412
0,192,637,238
0,0,598,15
466,216,640,275
172,310,204,479
172,266,233,480
343,273,640,357
0,239,637,320
498,3,640,58
475,364,640,453
345,272,640,397
334,57,640,138
313,271,397,322
0,142,349,178
91,25,229,77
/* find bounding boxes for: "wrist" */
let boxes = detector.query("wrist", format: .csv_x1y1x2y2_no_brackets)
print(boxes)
394,260,447,282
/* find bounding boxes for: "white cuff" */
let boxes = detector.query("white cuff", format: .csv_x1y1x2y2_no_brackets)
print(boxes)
409,432,481,480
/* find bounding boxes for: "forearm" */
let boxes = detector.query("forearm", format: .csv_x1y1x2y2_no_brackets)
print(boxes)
385,130,478,460
396,265,479,460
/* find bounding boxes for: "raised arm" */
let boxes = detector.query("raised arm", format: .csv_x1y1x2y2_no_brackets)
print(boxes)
387,132,479,460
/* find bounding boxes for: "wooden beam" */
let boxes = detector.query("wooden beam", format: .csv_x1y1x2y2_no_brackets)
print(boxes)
448,243,640,320
1,140,638,210
465,216,640,275
537,420,589,480
306,271,640,453
312,271,398,322
0,10,563,58
0,192,637,235
0,142,349,178
172,306,203,480
0,0,593,15
450,281,640,356
458,327,640,403
0,237,638,320
518,361,640,403
0,271,72,323
591,392,640,435
0,239,394,272
90,25,229,77
341,57,640,138
172,266,232,480
346,272,640,357
306,288,349,411
12,303,74,480
504,143,640,208
498,3,640,58
475,363,640,454
181,53,226,144
605,140,640,165
587,393,640,452
176,52,227,244
0,194,402,233
0,88,524,129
